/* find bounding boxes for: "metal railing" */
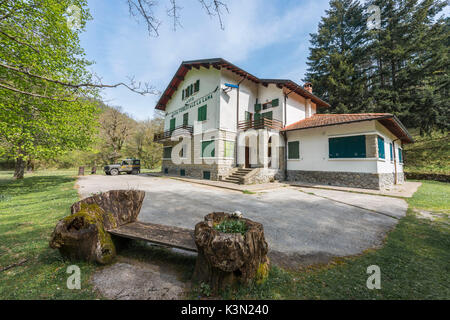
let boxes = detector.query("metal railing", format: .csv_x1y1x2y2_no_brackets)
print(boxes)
238,118,283,131
154,124,194,141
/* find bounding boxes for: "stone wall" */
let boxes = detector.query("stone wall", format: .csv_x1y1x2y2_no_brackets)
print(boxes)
287,170,383,190
243,168,283,184
365,134,378,158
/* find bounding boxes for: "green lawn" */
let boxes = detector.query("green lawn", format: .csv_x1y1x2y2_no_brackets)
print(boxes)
1,170,448,300
0,170,99,299
224,180,450,300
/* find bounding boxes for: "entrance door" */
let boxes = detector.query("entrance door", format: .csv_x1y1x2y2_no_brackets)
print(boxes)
245,146,250,168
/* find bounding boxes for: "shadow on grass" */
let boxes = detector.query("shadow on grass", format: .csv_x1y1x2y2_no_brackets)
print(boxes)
0,175,76,197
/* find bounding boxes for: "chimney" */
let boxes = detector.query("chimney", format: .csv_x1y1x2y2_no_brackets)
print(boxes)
304,82,312,93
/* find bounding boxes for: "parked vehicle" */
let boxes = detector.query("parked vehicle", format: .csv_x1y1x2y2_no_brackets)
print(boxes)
104,159,141,176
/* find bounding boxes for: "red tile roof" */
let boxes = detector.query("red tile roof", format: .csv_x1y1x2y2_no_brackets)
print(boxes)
282,113,413,143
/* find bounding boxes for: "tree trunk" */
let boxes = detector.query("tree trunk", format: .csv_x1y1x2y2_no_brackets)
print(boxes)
13,157,25,179
192,212,270,293
26,157,34,172
49,190,145,264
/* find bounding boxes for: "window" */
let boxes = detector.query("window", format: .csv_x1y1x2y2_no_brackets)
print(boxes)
203,171,211,180
183,113,189,126
378,136,385,159
163,147,172,159
288,141,300,159
170,118,176,131
329,135,366,158
398,148,403,163
245,111,252,121
198,105,207,121
164,168,168,174
180,169,186,177
390,143,393,161
224,141,235,158
202,140,215,157
272,98,279,107
182,80,200,100
262,111,272,120
194,80,200,92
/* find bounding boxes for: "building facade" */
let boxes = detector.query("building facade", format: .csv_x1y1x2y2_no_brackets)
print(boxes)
154,58,413,190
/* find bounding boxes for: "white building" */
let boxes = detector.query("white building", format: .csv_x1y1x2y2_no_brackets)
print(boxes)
154,58,413,190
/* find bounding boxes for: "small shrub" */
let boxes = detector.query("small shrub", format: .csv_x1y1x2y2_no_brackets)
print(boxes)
214,218,248,236
199,282,211,297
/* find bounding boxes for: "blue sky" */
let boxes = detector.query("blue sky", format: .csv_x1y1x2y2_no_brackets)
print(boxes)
79,0,332,120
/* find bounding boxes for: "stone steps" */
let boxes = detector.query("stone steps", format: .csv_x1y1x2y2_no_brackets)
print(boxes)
223,168,255,184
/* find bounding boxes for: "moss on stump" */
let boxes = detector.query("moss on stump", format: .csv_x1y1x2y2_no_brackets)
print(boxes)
192,212,270,293
49,190,145,264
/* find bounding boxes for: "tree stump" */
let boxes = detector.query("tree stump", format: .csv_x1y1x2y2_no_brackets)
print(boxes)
49,190,145,264
192,212,269,293
78,166,84,176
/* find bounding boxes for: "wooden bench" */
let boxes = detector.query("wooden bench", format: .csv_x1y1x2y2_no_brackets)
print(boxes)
107,221,198,252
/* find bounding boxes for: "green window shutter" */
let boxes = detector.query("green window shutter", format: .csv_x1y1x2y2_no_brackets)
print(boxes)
245,111,251,121
194,80,200,92
288,141,300,159
262,111,272,120
190,84,194,95
180,169,185,176
255,103,261,112
398,148,403,163
377,136,385,159
198,105,207,121
254,112,261,121
202,140,215,157
163,147,172,159
183,113,189,126
224,141,235,158
182,89,185,100
329,135,366,158
203,171,211,180
272,98,279,107
390,143,393,160
170,118,176,131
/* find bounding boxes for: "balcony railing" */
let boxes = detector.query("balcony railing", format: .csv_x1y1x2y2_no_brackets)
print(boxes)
238,118,283,131
154,124,193,142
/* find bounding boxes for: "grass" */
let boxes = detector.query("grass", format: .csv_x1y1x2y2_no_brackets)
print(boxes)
214,218,248,236
242,189,256,195
404,129,449,174
1,169,448,300
0,170,99,299
220,180,450,300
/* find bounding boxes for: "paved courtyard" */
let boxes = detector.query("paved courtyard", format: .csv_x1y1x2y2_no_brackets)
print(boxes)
77,174,408,267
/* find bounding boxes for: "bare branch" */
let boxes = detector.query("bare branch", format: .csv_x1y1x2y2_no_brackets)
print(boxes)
0,81,78,102
198,0,229,30
0,62,160,96
127,0,161,37
167,0,183,31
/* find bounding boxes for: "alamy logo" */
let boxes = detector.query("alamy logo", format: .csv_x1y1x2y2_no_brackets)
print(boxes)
366,265,381,289
66,265,81,290
367,5,381,30
66,5,82,30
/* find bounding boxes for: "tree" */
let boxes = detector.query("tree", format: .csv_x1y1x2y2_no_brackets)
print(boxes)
305,0,367,113
305,0,449,134
99,106,135,163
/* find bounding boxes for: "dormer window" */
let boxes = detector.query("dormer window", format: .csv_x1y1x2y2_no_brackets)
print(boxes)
182,80,200,100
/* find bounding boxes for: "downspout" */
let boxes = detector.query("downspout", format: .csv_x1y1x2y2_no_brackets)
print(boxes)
235,76,247,167
392,138,401,185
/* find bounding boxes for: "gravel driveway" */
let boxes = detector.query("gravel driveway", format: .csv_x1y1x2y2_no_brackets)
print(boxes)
77,174,408,267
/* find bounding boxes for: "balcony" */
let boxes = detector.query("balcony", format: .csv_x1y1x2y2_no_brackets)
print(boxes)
154,124,193,142
238,118,283,131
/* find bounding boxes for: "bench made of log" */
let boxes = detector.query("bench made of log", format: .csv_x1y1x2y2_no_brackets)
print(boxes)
107,221,198,252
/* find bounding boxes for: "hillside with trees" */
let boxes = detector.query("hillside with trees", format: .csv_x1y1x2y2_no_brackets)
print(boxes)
305,0,449,135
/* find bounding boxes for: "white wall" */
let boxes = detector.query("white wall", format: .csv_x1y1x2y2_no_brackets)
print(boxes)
375,121,404,174
286,121,379,173
164,67,221,132
286,120,404,174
